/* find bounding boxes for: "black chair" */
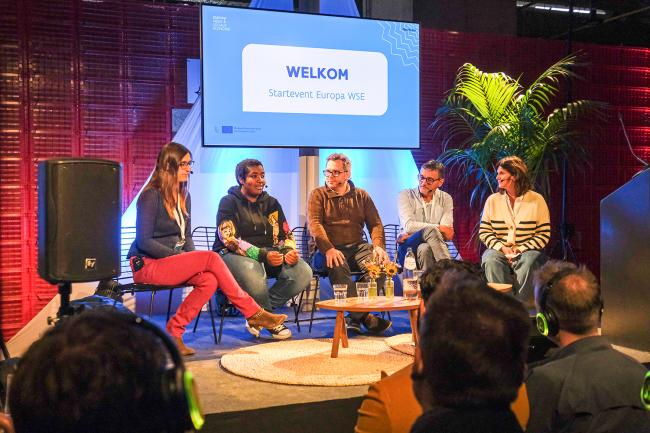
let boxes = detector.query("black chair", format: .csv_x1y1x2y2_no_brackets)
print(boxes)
447,240,462,260
191,226,303,341
383,223,401,262
117,226,218,343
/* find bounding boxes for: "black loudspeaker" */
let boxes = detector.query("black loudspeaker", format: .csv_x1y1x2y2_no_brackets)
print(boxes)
38,158,121,283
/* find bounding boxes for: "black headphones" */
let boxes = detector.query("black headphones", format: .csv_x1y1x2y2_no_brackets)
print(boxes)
129,315,205,432
535,268,577,337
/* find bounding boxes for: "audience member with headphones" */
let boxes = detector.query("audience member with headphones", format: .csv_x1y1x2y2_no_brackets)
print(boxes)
526,260,650,433
6,309,204,433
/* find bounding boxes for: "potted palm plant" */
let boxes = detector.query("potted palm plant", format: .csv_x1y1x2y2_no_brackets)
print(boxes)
431,53,606,210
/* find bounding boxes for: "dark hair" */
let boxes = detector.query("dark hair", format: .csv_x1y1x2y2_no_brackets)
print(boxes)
235,158,263,186
497,156,532,196
420,159,445,178
10,310,170,433
419,270,530,409
534,260,601,334
145,141,191,219
419,259,484,302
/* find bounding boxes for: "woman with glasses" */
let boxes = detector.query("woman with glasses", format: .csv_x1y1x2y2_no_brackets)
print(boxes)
397,159,454,270
479,156,550,303
127,143,287,355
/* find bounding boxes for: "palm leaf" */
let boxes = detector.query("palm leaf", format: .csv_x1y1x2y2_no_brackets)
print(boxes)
430,56,606,248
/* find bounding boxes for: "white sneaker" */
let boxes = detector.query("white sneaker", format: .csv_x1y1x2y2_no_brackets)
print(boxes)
245,321,262,338
267,324,292,340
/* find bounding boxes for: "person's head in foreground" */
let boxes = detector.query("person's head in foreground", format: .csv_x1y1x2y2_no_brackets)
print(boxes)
9,309,203,433
414,270,530,411
419,259,485,303
533,260,601,343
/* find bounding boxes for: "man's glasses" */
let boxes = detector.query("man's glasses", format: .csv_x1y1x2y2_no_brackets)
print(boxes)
180,161,195,168
323,169,347,177
418,175,441,185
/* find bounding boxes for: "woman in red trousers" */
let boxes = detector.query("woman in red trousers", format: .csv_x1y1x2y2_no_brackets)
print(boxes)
127,142,286,355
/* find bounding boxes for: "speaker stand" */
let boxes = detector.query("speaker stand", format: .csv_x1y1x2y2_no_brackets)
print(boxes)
48,282,74,325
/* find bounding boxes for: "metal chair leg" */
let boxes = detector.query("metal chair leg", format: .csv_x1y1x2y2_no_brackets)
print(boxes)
208,299,218,344
308,277,319,333
192,308,202,333
148,291,156,318
290,292,302,332
166,289,174,322
218,303,226,344
292,294,301,333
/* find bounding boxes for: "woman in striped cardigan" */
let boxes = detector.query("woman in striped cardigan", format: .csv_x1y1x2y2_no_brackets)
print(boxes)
479,156,550,303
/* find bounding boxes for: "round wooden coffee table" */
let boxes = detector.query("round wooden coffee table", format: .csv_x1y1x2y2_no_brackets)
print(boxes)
316,296,421,358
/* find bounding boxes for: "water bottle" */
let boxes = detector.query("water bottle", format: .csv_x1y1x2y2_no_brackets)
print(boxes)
404,247,416,279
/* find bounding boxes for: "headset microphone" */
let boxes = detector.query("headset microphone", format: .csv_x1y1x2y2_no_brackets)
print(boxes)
190,171,194,174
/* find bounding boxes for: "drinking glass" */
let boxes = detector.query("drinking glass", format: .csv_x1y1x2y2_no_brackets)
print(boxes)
413,270,424,299
403,278,418,300
356,282,369,300
333,284,347,304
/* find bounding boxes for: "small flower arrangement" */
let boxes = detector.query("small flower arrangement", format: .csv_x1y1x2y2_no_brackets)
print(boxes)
365,259,399,280
364,259,398,298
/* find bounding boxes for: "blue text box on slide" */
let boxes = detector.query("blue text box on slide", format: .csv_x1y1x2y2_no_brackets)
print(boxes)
201,5,420,149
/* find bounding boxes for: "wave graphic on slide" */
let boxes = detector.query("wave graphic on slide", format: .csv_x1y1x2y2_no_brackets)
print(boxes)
377,22,419,71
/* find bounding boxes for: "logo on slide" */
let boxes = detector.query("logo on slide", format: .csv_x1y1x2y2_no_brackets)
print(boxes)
222,126,233,134
242,44,387,116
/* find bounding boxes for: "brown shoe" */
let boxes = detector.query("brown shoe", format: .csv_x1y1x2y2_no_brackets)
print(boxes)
247,309,287,330
173,336,196,357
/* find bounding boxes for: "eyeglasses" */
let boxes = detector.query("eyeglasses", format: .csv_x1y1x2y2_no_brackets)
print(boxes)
418,175,441,185
323,169,348,177
179,161,194,168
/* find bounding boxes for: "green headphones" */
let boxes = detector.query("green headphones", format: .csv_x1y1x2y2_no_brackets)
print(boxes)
535,268,578,337
642,370,650,410
131,316,205,432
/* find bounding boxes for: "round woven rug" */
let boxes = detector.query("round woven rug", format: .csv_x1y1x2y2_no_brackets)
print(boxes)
220,337,413,386
384,333,415,356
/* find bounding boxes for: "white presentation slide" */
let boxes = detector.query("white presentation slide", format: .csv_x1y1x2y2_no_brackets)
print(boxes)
242,44,387,116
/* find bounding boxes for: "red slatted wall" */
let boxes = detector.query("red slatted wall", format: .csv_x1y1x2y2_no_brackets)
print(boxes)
415,31,650,269
0,0,197,338
1,1,648,338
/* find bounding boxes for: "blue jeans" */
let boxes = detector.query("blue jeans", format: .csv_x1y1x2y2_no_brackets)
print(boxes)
397,227,451,270
221,252,312,311
481,249,547,302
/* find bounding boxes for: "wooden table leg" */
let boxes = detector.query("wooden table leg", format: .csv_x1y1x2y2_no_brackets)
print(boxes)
331,311,344,358
340,312,349,348
408,309,419,346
